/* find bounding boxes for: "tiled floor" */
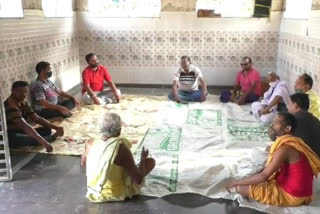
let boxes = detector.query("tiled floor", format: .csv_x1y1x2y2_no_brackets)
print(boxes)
0,87,265,214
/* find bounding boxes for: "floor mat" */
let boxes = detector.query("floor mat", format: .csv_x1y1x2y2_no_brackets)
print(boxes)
133,95,320,214
12,95,167,155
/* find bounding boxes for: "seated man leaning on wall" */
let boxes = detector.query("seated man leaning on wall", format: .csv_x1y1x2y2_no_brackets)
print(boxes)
220,56,262,105
288,93,320,158
226,112,320,206
5,81,64,152
81,113,155,202
294,73,320,120
31,61,79,119
251,72,291,124
82,53,121,105
168,56,207,103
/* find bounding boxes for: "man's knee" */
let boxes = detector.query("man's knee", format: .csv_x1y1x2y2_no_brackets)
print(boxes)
251,101,261,109
63,99,75,110
82,93,93,104
251,102,261,116
260,114,275,124
195,90,204,101
116,89,121,96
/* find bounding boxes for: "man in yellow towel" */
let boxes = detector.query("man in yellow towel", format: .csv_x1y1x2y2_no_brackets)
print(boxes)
81,113,156,202
294,73,320,120
226,112,320,206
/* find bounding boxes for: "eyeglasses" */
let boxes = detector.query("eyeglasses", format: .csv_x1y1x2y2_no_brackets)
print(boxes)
240,63,249,66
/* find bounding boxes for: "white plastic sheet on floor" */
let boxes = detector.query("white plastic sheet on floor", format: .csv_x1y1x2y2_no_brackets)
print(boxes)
135,94,320,214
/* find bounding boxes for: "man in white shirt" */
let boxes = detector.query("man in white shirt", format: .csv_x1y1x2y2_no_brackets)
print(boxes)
251,72,291,124
168,56,207,103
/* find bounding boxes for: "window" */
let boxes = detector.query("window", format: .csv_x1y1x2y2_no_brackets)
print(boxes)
284,0,312,19
42,0,73,17
0,0,23,18
196,0,254,17
88,0,161,18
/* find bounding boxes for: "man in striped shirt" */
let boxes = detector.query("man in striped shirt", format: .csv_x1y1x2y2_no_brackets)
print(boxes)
31,61,79,119
168,56,207,103
4,81,64,152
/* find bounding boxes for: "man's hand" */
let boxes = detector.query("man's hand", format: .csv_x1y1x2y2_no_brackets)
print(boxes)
237,99,246,105
230,94,236,102
201,92,207,102
53,126,64,137
140,147,149,161
72,97,80,107
115,93,121,103
93,96,100,105
44,144,53,153
39,139,53,153
174,96,183,103
259,108,270,116
225,180,238,193
58,106,70,116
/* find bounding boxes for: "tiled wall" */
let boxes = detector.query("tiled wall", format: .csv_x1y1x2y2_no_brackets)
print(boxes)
0,10,80,99
78,12,281,85
277,11,320,95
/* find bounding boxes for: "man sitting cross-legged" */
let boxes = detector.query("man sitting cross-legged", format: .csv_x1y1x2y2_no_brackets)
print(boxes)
81,113,155,202
226,112,320,206
251,72,291,124
168,55,207,103
31,61,79,119
220,56,262,105
82,53,121,105
5,81,64,152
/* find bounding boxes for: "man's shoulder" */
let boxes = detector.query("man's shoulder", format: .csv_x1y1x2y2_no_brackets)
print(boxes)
250,68,260,75
276,81,289,89
296,111,318,123
4,98,21,111
4,98,16,109
175,68,183,75
236,70,243,78
306,90,319,98
96,65,107,72
32,79,43,87
82,66,91,73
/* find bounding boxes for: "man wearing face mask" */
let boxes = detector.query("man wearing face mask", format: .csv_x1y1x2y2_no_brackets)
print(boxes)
31,61,79,119
294,73,320,120
251,72,291,124
82,53,121,105
226,112,320,206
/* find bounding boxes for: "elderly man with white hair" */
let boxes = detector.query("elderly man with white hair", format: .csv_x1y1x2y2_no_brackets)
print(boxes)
81,113,155,202
251,72,291,124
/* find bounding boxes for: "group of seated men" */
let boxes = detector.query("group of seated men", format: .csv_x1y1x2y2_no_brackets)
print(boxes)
3,53,320,206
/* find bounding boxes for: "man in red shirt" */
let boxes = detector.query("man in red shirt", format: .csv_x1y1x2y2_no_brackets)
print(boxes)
82,53,121,105
232,56,262,105
220,56,262,105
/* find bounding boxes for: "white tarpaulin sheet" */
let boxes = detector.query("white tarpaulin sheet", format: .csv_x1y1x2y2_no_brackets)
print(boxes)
134,94,320,214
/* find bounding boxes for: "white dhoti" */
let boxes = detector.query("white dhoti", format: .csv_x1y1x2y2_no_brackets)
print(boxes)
82,88,121,105
251,101,276,124
251,80,291,124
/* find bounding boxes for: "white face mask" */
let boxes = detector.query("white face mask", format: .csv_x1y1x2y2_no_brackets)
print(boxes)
269,80,279,88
